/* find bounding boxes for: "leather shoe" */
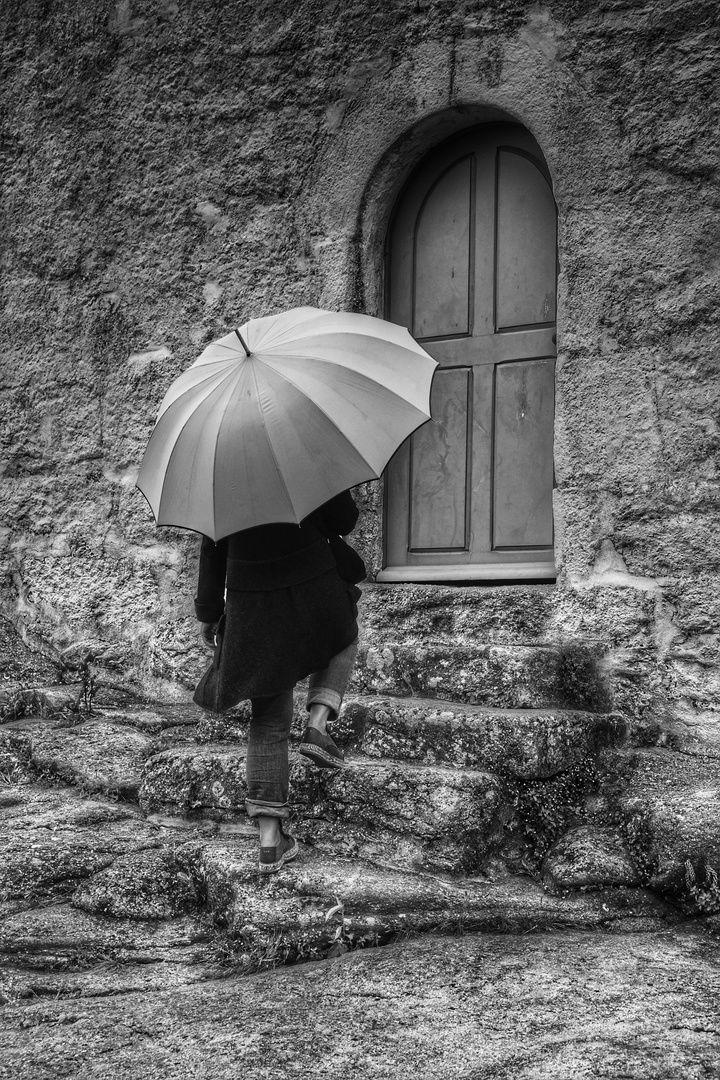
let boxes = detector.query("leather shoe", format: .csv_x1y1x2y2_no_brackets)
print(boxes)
259,829,298,874
299,726,345,769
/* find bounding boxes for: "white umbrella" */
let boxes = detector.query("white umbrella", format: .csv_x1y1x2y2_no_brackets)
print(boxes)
137,306,437,541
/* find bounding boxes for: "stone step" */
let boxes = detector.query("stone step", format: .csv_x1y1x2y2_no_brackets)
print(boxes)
139,745,511,873
0,784,165,904
609,747,720,908
2,693,626,796
335,694,627,779
139,743,248,818
0,774,684,995
359,582,557,646
527,745,720,914
293,753,509,874
197,838,674,952
0,715,157,799
0,832,676,994
357,583,651,675
350,640,611,712
138,735,633,878
0,902,215,977
4,702,631,882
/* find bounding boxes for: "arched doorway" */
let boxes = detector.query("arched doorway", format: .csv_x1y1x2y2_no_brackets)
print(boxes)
379,123,557,582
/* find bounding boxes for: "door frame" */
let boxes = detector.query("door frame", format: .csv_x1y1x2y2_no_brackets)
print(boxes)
377,121,558,583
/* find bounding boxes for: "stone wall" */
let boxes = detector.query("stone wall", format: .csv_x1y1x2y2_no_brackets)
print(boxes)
1,1,718,742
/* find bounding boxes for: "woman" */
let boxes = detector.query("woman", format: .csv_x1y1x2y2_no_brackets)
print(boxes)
193,489,362,874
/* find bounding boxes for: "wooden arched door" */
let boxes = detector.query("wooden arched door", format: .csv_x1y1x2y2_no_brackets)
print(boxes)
380,124,557,582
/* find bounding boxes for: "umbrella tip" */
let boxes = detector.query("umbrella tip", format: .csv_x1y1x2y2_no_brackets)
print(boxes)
235,328,251,357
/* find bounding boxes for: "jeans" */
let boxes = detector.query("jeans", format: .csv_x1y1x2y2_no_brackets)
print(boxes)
245,637,358,820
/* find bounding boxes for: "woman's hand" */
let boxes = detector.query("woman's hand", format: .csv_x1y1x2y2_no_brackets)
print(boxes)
201,622,219,649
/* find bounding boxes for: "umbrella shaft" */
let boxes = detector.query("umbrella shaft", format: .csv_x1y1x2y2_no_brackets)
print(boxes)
235,329,251,356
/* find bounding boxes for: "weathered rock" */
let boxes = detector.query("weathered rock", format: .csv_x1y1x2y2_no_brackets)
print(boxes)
0,903,213,971
72,847,201,921
0,619,62,689
617,748,720,891
198,838,677,950
140,743,511,872
337,694,627,778
151,723,205,750
294,756,510,872
2,927,718,1079
34,687,78,718
351,641,610,711
194,711,249,744
0,956,220,1007
199,838,672,951
359,583,556,645
542,824,642,894
139,744,247,817
103,705,201,733
0,731,33,778
1,687,78,722
0,785,162,902
4,715,157,798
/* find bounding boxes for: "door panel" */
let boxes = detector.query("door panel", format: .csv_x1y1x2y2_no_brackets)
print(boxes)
381,124,557,582
495,150,558,330
409,367,471,551
493,358,555,548
413,157,473,339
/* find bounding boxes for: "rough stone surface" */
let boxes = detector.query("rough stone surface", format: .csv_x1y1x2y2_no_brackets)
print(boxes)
104,705,203,733
1,687,78,723
72,847,201,921
617,748,720,893
2,694,719,1077
0,786,162,902
0,903,214,973
351,641,608,711
359,583,558,645
4,715,157,798
2,929,719,1080
542,824,642,894
139,744,248,817
139,741,512,872
295,756,511,873
199,837,671,945
0,730,32,778
338,694,627,778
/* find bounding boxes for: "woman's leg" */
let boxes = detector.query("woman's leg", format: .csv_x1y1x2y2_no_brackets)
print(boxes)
306,637,359,731
245,690,294,848
300,638,358,768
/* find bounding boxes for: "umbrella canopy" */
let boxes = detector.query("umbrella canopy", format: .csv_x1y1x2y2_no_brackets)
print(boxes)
136,306,437,541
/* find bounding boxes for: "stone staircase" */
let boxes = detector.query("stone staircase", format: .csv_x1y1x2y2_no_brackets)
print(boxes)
2,583,719,993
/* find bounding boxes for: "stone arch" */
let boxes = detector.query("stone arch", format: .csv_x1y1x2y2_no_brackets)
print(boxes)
355,104,545,317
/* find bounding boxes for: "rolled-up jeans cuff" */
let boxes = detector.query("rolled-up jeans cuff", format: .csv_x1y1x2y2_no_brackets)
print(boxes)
306,687,343,716
245,799,290,820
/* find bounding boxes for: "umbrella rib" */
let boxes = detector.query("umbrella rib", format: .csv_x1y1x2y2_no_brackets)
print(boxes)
248,316,277,353
250,361,298,519
156,402,213,523
203,342,242,360
157,366,241,426
261,347,434,401
210,367,246,520
254,351,431,427
254,359,402,482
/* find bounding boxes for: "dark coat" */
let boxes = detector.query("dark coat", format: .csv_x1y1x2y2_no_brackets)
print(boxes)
193,491,361,711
